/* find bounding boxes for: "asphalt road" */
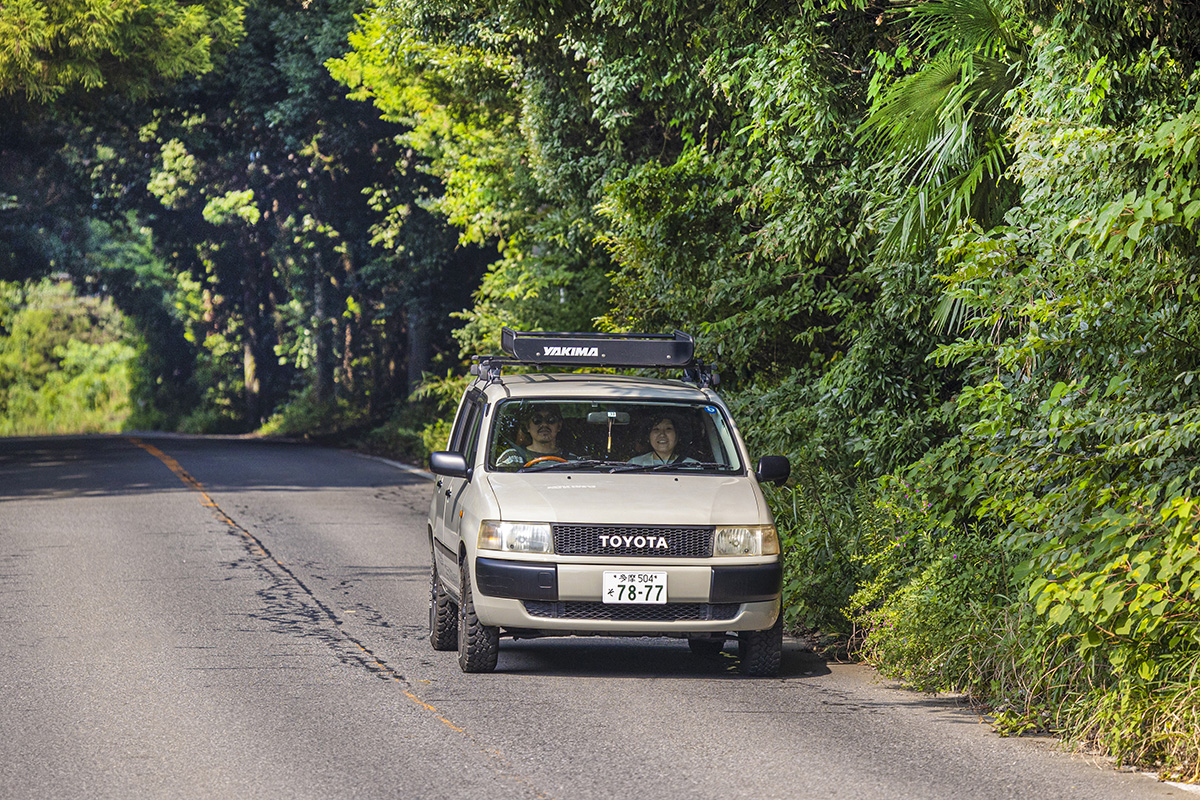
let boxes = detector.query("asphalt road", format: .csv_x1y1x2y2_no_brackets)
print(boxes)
0,435,1191,800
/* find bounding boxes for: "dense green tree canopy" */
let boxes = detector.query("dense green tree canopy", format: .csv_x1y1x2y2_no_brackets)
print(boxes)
0,0,246,102
0,278,135,434
2,0,484,432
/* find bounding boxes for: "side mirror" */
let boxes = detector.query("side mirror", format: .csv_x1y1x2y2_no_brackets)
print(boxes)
755,455,790,487
429,451,470,479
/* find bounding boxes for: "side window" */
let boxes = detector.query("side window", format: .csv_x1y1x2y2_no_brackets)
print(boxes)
461,403,486,465
448,392,485,463
445,401,470,453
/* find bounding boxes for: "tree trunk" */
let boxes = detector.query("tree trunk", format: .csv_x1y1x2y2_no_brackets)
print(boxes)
406,298,430,396
243,338,261,424
242,246,280,428
341,317,355,397
314,269,334,403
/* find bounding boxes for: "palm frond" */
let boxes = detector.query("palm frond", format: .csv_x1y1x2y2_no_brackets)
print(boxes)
931,292,971,336
857,51,963,160
877,127,1012,258
908,0,1020,59
859,0,1025,259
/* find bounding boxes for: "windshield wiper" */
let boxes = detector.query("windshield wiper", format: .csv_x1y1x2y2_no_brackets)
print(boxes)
608,461,732,473
521,459,626,473
649,461,732,472
521,459,734,474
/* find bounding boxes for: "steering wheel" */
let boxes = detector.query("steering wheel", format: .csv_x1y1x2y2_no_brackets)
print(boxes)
524,455,568,467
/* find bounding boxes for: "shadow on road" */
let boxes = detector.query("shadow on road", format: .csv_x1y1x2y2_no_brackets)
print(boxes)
0,434,427,502
491,636,833,680
473,636,985,727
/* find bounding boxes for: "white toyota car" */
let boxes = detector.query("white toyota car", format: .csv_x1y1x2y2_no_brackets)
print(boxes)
427,329,791,675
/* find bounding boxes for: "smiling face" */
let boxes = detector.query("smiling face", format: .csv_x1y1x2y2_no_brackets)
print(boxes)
648,418,678,461
526,411,562,453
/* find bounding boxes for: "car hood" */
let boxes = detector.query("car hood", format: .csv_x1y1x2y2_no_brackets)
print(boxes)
484,472,769,526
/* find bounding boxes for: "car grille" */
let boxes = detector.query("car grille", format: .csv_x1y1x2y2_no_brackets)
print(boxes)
552,524,713,557
523,601,739,622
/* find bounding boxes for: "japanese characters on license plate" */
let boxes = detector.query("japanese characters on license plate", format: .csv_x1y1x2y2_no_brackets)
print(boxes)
603,571,667,604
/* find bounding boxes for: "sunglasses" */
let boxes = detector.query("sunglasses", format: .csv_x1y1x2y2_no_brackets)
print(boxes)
529,414,561,425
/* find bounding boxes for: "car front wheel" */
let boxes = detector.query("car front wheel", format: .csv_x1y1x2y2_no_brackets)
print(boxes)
457,560,500,673
738,612,782,676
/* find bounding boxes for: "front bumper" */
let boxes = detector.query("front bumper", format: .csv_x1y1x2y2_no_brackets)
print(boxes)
472,556,781,633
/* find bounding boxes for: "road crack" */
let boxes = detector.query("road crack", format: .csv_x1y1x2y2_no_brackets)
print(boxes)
130,437,558,800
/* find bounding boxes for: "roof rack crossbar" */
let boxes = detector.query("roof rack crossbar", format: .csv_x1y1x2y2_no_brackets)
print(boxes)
499,328,694,367
471,328,717,387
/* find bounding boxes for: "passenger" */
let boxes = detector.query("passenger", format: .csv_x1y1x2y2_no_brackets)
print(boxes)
628,414,699,466
497,404,577,466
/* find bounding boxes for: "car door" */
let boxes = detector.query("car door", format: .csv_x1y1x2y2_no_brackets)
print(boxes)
432,391,485,594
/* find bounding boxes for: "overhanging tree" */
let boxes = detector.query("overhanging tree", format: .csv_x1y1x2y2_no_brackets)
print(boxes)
0,0,245,102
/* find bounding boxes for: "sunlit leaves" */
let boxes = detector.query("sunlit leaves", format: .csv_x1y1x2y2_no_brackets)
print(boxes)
1073,110,1200,259
0,279,136,434
0,0,246,102
202,189,260,226
857,0,1025,258
145,138,198,207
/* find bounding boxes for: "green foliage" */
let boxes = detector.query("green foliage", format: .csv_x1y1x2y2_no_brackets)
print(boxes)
0,279,136,434
596,150,746,347
329,0,623,356
328,0,530,245
846,8,1200,773
857,0,1025,259
409,369,472,453
359,412,432,465
259,386,367,437
768,478,869,640
52,0,483,431
256,379,447,464
0,0,246,102
848,478,1015,689
76,217,199,431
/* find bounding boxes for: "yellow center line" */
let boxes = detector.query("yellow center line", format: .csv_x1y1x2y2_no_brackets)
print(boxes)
130,436,556,797
127,436,471,737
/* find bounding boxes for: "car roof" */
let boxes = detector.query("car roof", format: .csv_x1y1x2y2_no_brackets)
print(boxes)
478,372,716,402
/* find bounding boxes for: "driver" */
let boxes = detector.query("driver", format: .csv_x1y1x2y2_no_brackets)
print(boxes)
497,404,578,467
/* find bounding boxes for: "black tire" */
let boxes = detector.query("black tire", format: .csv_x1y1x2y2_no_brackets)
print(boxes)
687,634,726,656
738,612,783,677
429,557,457,651
458,560,500,673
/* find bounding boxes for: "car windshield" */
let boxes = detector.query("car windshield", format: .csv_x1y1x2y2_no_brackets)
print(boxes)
487,400,744,473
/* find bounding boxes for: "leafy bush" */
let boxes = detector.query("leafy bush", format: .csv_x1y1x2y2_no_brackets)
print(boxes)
258,387,366,438
0,280,137,435
769,478,867,640
177,405,244,435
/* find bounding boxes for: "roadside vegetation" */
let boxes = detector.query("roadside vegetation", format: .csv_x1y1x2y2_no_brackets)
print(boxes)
2,0,1197,780
0,280,136,435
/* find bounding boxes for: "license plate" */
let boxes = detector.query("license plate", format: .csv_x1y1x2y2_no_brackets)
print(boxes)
603,571,667,604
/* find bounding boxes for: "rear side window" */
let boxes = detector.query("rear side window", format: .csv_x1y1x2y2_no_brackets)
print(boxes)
447,392,485,464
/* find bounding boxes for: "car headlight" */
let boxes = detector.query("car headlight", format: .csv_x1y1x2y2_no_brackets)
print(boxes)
478,521,554,554
713,525,779,556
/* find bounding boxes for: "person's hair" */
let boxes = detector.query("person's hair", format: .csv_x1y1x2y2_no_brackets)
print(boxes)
521,403,562,423
643,413,687,445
